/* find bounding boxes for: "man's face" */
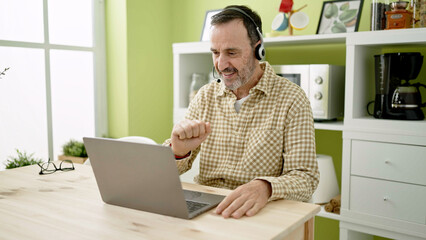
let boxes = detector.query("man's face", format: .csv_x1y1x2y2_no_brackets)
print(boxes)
210,19,257,91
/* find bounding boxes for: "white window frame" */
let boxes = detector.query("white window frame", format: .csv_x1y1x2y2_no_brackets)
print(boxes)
0,0,107,161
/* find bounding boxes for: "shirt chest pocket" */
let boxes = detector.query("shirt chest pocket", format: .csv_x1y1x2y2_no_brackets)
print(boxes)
243,129,283,175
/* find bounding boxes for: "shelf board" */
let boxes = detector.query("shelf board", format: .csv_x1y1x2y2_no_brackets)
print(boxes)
316,205,341,221
173,41,210,54
345,117,426,138
173,29,426,54
173,32,348,54
346,28,426,46
314,121,344,131
264,32,347,46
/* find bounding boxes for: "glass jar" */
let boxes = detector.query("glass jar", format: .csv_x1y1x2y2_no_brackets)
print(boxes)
371,0,391,30
189,73,207,103
419,0,426,27
410,0,422,27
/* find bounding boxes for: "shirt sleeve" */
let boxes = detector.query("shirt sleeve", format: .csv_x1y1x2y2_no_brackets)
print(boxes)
255,100,319,202
162,87,205,175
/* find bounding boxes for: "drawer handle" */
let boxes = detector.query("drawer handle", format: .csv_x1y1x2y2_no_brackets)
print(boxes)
384,160,391,164
383,196,389,201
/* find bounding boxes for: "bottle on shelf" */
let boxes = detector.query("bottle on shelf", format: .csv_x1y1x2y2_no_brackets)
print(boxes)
419,0,426,27
410,0,421,27
371,0,391,30
189,73,207,104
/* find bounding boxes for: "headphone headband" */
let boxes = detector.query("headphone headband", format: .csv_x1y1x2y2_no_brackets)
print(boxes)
225,7,261,33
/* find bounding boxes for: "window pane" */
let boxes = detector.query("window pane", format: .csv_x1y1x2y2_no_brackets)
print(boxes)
50,50,95,158
48,0,93,47
0,0,44,42
0,47,48,170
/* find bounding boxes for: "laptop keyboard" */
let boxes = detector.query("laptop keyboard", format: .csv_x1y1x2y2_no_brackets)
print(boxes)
186,200,209,213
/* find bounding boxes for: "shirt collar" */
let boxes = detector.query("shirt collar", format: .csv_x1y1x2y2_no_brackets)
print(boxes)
216,62,272,97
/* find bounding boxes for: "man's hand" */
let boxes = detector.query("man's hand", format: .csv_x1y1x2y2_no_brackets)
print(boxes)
215,180,272,219
171,119,211,157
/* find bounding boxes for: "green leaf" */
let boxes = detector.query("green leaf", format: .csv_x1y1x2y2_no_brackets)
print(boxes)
4,149,43,169
324,3,338,19
62,139,88,157
331,22,347,33
339,9,358,23
340,2,349,11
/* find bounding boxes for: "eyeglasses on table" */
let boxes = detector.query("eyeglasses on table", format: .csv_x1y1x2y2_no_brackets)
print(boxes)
37,158,75,175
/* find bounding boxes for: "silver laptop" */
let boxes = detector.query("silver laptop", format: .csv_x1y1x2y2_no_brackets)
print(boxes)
83,137,224,219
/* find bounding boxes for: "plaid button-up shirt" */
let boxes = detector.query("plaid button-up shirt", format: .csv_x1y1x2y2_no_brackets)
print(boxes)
166,62,319,201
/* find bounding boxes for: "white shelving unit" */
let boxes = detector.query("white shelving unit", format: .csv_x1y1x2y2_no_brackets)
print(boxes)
340,28,426,240
344,29,426,137
173,28,426,239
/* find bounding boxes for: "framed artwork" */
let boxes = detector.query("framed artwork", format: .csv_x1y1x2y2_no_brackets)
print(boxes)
200,9,222,41
316,0,364,34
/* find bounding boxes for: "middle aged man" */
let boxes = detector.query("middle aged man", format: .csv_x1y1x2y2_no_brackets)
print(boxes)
164,5,319,219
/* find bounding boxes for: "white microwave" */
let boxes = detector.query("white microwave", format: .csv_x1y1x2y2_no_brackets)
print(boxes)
272,64,345,121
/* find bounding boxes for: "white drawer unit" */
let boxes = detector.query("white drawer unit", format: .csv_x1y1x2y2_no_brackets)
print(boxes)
351,140,426,186
350,176,426,225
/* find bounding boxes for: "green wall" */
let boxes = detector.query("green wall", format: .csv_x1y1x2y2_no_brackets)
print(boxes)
126,0,173,143
105,1,392,239
105,0,371,142
106,0,174,143
170,0,370,43
105,0,128,138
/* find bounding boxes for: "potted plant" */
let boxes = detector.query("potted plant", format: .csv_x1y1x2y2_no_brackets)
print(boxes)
4,149,43,169
0,67,10,79
58,139,88,164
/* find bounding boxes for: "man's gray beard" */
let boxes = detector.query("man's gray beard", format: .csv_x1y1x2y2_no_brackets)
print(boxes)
221,58,256,91
223,75,248,91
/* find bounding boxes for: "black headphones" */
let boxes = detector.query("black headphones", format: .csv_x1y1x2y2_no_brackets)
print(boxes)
225,7,265,60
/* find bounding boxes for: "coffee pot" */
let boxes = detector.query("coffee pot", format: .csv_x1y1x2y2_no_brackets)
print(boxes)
392,84,425,110
373,52,425,120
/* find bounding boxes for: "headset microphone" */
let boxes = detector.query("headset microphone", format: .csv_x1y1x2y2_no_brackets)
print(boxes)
212,66,221,83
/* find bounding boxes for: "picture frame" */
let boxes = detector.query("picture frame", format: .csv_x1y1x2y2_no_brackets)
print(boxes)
200,9,222,41
316,0,364,34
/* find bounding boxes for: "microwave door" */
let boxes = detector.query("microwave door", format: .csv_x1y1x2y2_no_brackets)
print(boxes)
273,65,310,96
280,73,301,86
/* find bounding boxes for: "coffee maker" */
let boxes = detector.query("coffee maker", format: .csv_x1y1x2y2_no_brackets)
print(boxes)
373,52,426,120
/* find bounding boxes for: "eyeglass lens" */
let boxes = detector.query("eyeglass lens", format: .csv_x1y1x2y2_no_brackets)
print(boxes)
38,160,75,175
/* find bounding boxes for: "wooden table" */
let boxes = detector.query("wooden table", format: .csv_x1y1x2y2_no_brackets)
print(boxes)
0,163,320,240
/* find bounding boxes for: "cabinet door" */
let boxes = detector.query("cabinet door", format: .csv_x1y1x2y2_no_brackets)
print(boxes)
0,47,49,169
351,140,426,185
350,176,426,225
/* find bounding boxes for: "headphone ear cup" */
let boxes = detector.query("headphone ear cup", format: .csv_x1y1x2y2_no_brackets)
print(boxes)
255,43,265,60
